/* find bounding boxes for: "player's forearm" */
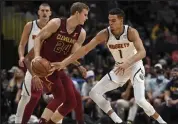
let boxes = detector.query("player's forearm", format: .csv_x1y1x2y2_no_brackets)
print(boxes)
126,50,146,66
24,49,35,76
72,60,81,67
34,37,42,57
18,45,25,58
63,46,88,67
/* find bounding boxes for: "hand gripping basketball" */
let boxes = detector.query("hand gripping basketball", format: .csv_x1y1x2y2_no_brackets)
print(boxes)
31,57,52,77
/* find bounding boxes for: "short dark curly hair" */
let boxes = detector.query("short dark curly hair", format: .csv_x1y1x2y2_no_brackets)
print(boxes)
109,8,125,20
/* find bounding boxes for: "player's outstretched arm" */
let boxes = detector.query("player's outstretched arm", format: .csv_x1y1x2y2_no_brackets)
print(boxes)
126,27,146,66
60,29,108,69
18,22,32,67
34,18,60,58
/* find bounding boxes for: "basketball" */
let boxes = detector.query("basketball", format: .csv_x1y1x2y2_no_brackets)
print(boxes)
31,58,51,77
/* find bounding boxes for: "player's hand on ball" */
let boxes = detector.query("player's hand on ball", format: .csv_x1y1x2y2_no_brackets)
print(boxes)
19,57,25,67
78,66,87,78
31,56,42,68
32,56,42,63
32,75,43,91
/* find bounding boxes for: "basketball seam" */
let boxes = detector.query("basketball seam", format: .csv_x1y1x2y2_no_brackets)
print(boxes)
32,61,46,76
32,61,45,73
37,59,49,74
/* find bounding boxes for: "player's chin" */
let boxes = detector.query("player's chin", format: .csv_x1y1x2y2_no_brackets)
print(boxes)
80,21,85,25
111,28,115,32
110,27,114,30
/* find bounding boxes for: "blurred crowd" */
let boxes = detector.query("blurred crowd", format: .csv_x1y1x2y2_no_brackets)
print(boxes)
1,0,178,124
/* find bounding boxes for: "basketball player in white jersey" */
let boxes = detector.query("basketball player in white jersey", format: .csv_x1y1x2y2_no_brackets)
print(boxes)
52,8,167,124
16,3,52,123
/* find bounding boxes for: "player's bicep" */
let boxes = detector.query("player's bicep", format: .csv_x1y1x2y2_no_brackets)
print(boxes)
84,29,108,52
128,28,145,52
19,22,32,46
36,18,60,41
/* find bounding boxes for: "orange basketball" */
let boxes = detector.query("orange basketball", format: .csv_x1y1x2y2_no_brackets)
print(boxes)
31,58,51,77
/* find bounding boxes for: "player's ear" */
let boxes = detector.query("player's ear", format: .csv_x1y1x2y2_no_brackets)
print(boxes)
75,11,80,16
120,17,123,23
38,9,40,16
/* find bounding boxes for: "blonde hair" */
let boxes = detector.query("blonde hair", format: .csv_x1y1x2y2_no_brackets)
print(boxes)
70,2,89,15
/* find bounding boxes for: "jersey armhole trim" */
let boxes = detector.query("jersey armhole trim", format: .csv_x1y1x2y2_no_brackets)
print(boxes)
27,21,34,48
106,27,110,43
29,21,33,36
127,26,132,42
55,18,63,33
35,20,42,29
107,72,113,81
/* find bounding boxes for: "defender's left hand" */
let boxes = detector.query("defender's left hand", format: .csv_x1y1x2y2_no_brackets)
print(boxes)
114,62,130,75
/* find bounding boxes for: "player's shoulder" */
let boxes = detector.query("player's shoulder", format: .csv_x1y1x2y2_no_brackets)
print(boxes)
44,18,61,33
25,21,33,28
48,18,61,25
128,26,137,34
127,26,140,41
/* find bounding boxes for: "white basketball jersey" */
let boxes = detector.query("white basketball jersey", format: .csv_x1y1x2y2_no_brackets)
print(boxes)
27,20,41,52
106,25,137,63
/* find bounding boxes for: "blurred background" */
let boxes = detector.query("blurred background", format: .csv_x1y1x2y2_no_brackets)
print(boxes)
1,0,178,124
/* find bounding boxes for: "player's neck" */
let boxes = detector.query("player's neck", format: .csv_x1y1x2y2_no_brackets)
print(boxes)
38,19,49,28
67,16,79,29
113,25,124,37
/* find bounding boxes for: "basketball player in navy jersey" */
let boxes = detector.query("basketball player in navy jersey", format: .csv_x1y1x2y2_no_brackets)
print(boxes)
54,8,167,124
30,2,89,124
16,3,52,124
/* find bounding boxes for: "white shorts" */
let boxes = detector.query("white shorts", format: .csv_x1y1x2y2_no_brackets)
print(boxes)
21,71,32,96
107,60,145,86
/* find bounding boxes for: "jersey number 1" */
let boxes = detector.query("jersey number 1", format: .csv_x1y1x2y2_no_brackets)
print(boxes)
118,50,123,58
